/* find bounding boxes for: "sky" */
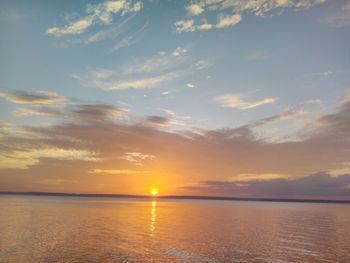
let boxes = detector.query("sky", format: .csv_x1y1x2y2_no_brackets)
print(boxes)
0,0,350,200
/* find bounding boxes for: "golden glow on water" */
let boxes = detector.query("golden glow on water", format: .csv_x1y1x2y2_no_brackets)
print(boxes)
150,201,157,235
1,196,350,262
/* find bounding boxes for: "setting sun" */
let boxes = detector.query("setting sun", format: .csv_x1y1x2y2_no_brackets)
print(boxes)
151,188,158,196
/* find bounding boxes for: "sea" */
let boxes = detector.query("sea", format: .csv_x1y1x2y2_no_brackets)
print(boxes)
0,195,349,262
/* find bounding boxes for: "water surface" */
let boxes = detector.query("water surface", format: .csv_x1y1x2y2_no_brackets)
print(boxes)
0,195,349,262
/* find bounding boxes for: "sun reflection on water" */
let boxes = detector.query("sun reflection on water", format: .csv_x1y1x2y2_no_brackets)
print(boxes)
150,200,157,236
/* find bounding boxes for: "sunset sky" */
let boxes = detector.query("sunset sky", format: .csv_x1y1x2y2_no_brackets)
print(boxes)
1,0,350,200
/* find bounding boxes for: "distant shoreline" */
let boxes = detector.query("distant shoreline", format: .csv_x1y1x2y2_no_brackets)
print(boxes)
0,191,349,204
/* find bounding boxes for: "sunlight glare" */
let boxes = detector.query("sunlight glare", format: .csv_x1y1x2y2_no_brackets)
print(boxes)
151,188,158,196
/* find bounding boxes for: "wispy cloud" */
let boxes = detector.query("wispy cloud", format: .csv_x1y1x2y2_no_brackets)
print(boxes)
216,13,242,28
215,93,278,109
182,172,350,200
124,46,188,74
109,20,149,52
14,107,63,117
252,109,305,127
322,2,350,27
99,72,179,90
90,169,150,175
0,90,66,105
175,0,327,33
0,148,98,169
85,14,134,43
13,100,129,122
75,47,209,91
46,0,142,37
122,152,155,166
145,109,191,128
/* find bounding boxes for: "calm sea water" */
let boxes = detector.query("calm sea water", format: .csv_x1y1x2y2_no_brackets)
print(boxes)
0,195,349,263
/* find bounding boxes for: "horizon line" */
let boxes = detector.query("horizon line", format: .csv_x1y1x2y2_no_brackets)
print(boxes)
0,191,349,204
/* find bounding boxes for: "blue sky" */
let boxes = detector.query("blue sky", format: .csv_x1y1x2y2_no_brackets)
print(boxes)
1,0,350,198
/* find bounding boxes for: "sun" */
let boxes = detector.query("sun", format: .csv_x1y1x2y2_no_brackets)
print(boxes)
151,188,158,197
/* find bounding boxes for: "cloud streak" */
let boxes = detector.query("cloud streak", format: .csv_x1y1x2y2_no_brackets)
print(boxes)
46,0,142,37
215,93,278,109
175,0,327,33
182,172,350,200
0,90,66,105
1,94,350,198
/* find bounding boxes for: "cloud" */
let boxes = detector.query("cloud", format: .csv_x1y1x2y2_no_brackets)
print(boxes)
315,93,350,135
197,22,213,30
174,15,242,33
75,48,208,91
144,109,191,128
215,93,278,109
176,0,327,33
216,13,242,28
47,17,93,37
90,169,150,175
174,20,196,33
2,94,350,198
122,152,155,166
100,72,179,90
186,4,205,16
145,116,171,126
182,172,350,200
46,0,142,37
322,2,350,27
0,148,98,169
14,107,63,117
109,20,149,52
13,101,128,122
125,47,187,74
85,15,134,43
0,90,66,105
252,109,305,126
71,104,128,121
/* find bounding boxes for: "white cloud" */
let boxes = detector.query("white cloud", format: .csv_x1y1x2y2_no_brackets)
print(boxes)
174,19,196,33
101,72,179,90
172,47,188,57
174,14,241,32
47,17,93,36
215,93,278,109
175,0,327,33
46,0,142,37
186,4,204,16
197,22,213,30
216,13,242,28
